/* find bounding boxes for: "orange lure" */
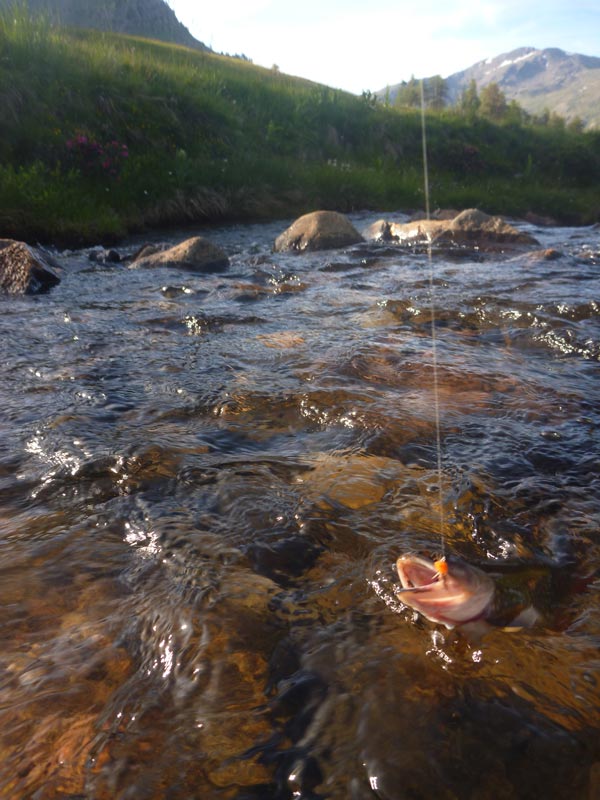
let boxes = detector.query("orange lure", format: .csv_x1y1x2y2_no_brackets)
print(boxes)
434,557,448,577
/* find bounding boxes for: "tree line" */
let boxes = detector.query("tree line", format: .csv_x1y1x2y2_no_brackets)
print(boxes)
383,76,586,132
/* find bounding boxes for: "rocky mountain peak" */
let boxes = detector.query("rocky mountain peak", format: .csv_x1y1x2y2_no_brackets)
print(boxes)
6,0,210,51
380,46,600,129
445,47,600,127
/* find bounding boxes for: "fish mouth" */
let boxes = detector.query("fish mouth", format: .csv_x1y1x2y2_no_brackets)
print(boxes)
395,553,494,626
396,555,445,594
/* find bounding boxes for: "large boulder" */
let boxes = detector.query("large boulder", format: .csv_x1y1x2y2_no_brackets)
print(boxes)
364,208,539,248
0,239,61,294
274,211,364,252
130,236,229,272
435,208,539,246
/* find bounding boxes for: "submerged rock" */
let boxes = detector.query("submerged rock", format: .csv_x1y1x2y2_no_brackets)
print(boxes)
364,208,539,249
88,247,121,264
295,452,409,510
524,211,559,227
130,236,229,272
525,248,564,263
0,239,61,294
274,210,364,252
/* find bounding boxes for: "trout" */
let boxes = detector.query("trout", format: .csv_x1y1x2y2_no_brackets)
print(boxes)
395,553,562,634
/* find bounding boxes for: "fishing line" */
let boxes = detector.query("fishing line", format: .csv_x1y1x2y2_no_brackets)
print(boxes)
420,79,446,557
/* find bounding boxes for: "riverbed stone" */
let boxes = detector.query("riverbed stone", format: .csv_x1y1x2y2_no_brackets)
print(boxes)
363,208,539,248
88,247,121,264
436,208,539,245
525,248,563,263
295,453,410,510
130,236,229,272
0,239,61,294
524,211,559,227
274,210,364,252
363,219,395,242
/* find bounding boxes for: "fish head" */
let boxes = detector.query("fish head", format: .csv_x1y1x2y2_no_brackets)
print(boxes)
395,553,495,628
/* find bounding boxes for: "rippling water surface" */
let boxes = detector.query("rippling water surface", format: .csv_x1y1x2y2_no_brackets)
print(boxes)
1,214,599,799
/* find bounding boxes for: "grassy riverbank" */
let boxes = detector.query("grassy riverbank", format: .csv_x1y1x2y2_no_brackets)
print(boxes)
1,6,600,244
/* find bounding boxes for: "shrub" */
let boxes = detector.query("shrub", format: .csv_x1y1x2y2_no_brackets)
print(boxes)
65,134,129,178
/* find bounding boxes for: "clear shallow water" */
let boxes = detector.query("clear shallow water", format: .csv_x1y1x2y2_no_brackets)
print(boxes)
0,213,599,799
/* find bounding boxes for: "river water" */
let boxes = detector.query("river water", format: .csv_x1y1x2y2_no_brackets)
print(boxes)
1,213,599,799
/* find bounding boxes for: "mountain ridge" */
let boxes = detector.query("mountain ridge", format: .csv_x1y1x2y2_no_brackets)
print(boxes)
381,47,600,129
1,0,211,51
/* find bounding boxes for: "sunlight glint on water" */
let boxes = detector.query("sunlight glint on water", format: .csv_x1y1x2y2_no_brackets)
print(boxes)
0,213,598,798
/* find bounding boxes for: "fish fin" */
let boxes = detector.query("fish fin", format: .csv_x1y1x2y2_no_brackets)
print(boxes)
457,619,492,643
504,605,540,630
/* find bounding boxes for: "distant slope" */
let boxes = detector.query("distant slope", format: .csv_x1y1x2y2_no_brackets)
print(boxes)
2,0,211,50
382,47,600,129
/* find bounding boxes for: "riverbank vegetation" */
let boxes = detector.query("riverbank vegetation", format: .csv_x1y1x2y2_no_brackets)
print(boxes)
1,4,599,244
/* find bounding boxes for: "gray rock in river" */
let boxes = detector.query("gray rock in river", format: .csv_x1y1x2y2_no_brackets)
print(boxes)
0,239,61,294
130,236,229,272
88,248,121,264
274,210,364,252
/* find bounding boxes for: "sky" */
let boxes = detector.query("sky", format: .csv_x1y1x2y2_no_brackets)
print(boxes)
166,0,600,94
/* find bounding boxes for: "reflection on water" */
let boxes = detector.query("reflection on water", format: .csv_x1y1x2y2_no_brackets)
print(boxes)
0,214,599,799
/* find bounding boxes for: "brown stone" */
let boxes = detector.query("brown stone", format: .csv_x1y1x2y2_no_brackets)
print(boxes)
363,219,395,242
363,208,539,248
436,208,539,245
524,211,559,227
130,236,229,272
0,239,61,294
364,218,445,244
295,453,410,510
274,210,364,252
525,248,563,263
129,242,165,262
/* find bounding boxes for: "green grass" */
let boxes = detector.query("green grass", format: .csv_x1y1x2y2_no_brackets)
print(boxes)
1,3,599,244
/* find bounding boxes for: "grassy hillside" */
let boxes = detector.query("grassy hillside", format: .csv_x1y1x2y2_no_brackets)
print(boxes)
1,6,599,244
